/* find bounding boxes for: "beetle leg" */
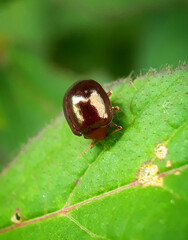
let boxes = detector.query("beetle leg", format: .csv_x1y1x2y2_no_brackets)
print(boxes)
107,90,112,98
112,106,120,111
110,123,123,136
79,139,96,157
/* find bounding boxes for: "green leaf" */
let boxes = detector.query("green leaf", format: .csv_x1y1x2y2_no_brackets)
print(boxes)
0,65,188,239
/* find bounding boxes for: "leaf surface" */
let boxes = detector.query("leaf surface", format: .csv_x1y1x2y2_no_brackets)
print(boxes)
0,66,188,240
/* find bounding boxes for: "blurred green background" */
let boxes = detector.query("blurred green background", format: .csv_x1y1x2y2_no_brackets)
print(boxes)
0,0,187,170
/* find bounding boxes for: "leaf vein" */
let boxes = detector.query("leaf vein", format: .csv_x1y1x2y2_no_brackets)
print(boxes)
66,214,109,239
0,164,188,234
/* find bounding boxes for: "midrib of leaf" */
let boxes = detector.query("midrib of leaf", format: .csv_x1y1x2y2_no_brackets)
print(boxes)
0,164,187,234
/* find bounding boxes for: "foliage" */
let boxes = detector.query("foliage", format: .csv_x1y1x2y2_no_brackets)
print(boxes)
0,66,187,239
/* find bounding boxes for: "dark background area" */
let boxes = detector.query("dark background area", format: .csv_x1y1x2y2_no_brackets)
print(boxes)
0,0,187,170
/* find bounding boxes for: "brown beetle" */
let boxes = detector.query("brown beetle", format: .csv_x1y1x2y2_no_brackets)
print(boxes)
63,79,122,154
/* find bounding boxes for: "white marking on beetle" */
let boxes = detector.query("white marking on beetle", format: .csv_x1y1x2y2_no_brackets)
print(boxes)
72,96,87,123
89,91,108,119
72,96,86,105
72,90,108,123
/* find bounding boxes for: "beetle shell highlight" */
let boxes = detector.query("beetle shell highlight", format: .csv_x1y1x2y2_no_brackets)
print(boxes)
63,80,113,141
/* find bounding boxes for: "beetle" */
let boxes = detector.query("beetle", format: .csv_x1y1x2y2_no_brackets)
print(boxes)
63,79,122,154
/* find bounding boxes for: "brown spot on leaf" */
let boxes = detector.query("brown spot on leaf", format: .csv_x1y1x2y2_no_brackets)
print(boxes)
154,143,168,160
11,208,23,224
138,163,163,187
